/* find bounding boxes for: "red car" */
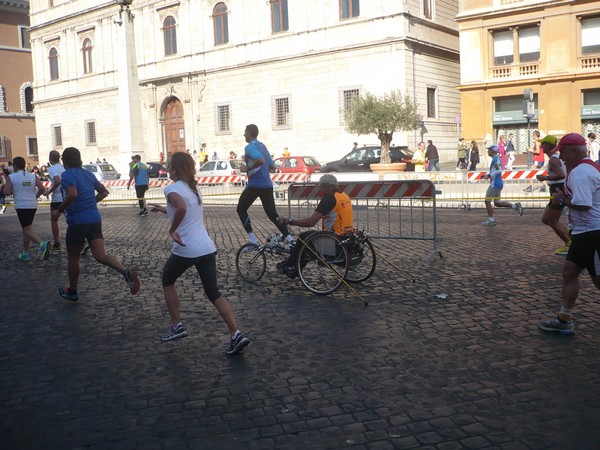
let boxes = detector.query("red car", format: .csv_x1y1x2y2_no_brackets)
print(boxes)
273,156,321,174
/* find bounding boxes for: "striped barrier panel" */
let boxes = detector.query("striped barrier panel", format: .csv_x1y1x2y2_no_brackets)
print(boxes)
466,169,546,182
286,180,441,260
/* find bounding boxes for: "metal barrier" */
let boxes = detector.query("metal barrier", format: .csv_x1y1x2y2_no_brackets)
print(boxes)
286,180,442,260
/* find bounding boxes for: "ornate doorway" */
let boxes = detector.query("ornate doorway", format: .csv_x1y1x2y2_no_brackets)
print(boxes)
163,97,186,154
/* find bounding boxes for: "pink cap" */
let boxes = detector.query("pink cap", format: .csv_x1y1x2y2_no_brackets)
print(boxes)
554,133,587,153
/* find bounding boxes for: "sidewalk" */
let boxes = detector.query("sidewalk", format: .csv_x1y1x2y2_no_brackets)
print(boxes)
1,205,599,449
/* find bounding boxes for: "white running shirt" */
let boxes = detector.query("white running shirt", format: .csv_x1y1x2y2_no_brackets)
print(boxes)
9,170,38,209
568,161,600,234
48,163,65,202
164,180,216,258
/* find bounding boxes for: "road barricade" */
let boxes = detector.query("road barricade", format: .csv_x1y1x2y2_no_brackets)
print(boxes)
286,180,442,260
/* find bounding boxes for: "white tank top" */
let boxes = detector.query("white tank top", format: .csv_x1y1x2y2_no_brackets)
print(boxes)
548,153,566,186
9,170,38,209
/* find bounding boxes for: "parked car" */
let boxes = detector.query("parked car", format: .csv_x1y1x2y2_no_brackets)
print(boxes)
147,162,168,178
319,145,413,173
198,159,246,184
273,156,321,174
82,163,121,181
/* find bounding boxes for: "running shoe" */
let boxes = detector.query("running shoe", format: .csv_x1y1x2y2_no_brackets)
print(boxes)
226,332,250,355
52,242,61,250
18,251,31,262
124,265,140,295
161,323,188,341
538,316,575,335
0,205,6,214
514,202,523,216
481,219,496,226
40,241,51,260
80,244,90,256
58,287,80,303
555,242,571,256
523,186,533,193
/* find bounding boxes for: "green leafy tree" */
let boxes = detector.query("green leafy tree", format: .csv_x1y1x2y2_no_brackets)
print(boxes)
345,90,420,164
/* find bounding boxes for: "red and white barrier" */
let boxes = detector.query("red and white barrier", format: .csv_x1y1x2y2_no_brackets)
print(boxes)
467,169,546,182
288,180,435,201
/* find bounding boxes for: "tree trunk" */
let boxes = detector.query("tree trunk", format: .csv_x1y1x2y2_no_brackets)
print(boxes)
379,133,393,165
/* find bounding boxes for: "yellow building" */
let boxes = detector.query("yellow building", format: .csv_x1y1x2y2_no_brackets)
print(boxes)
457,0,600,152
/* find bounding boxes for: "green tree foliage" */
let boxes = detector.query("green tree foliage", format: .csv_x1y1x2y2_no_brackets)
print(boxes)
345,90,419,164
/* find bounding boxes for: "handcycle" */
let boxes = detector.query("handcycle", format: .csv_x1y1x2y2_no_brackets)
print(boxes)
235,228,376,295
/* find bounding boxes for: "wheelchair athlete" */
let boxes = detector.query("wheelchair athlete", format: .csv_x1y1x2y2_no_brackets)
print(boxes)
276,174,353,278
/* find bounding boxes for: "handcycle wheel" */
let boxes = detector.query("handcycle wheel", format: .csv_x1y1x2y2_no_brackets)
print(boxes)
346,237,376,283
297,231,349,295
235,243,266,282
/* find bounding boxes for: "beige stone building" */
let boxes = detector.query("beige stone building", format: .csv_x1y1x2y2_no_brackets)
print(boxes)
0,0,36,167
457,0,600,153
28,0,462,174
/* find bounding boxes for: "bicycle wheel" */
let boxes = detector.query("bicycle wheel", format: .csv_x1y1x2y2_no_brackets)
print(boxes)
297,231,349,295
235,244,266,282
346,237,376,283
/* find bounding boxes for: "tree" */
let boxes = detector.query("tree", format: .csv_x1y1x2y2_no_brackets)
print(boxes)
345,90,420,164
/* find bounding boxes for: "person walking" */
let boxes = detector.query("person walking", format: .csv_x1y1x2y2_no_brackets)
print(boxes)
52,147,140,302
237,124,293,247
149,152,250,354
506,133,516,170
481,145,523,226
412,142,426,172
468,141,480,171
46,150,66,250
498,134,507,170
525,130,546,193
127,155,149,216
588,132,600,163
456,138,468,169
425,140,440,171
539,133,600,335
535,135,571,255
4,157,51,261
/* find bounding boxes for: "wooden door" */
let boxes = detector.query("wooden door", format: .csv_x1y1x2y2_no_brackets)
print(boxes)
164,98,185,154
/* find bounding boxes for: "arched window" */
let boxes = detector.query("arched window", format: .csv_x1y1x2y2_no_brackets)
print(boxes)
82,38,93,74
25,87,34,112
163,16,177,56
49,47,59,81
213,3,229,45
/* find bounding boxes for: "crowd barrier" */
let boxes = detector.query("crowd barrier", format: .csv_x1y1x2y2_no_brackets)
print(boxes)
286,180,442,261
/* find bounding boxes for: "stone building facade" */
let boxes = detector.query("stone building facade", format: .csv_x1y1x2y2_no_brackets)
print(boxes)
29,0,461,174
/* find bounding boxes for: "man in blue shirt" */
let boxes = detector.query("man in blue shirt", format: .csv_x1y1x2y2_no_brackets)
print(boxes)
52,147,140,302
481,144,523,226
127,155,149,216
236,124,292,246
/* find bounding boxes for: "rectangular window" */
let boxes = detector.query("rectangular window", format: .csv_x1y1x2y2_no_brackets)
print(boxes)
340,0,359,20
19,26,31,49
427,87,437,118
27,136,38,157
272,97,291,129
582,17,600,55
272,0,289,33
0,136,6,158
583,90,600,106
52,125,62,149
216,104,231,134
518,27,540,62
340,88,360,124
422,0,434,20
85,121,96,145
493,30,514,65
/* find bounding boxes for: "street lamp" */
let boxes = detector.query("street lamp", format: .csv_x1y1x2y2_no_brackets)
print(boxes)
115,0,133,25
523,88,535,166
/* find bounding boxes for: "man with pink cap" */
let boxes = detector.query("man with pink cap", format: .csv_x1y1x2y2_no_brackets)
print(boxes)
539,133,600,335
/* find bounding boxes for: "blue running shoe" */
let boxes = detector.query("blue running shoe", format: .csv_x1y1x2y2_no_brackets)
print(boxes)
40,241,51,260
161,323,188,341
58,287,80,303
226,332,250,355
18,251,31,262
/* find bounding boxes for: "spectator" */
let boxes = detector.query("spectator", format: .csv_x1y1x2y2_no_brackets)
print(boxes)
468,141,480,171
588,132,600,163
498,134,507,169
412,142,426,172
211,151,218,161
506,133,516,170
456,138,468,170
282,147,290,157
229,150,237,160
425,140,440,171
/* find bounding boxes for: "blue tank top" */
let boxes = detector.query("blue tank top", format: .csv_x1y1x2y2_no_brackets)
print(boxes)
245,140,273,188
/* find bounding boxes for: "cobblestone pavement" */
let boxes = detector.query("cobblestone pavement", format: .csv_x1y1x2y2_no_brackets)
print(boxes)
1,202,599,449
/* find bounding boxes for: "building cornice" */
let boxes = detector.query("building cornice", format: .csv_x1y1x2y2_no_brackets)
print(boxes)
456,70,600,91
455,0,574,22
0,0,29,12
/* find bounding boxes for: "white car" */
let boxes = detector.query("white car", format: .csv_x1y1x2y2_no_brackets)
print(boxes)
198,159,245,183
82,163,121,181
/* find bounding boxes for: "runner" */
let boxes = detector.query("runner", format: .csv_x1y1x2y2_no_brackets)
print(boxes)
127,155,149,216
149,152,250,354
52,147,140,302
4,157,51,261
46,150,66,250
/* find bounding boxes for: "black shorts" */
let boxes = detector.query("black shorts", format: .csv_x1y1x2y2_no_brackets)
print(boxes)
567,230,600,276
135,185,149,198
16,209,36,228
547,183,565,210
66,223,103,248
162,252,221,302
50,202,62,211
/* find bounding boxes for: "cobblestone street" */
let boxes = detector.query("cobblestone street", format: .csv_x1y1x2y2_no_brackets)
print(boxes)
1,203,599,449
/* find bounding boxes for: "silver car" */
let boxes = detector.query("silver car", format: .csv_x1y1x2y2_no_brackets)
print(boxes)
82,163,121,181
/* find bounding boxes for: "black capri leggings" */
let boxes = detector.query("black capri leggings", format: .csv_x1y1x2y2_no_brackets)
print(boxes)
162,252,221,302
236,186,289,236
